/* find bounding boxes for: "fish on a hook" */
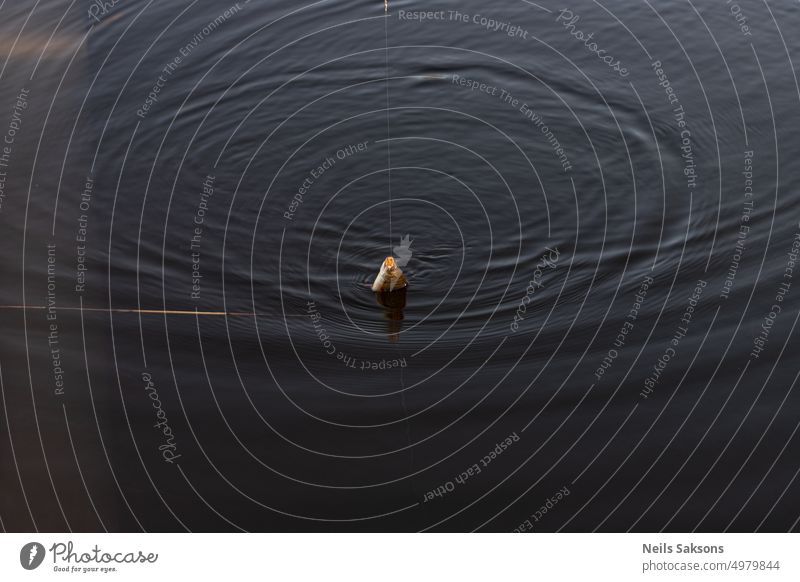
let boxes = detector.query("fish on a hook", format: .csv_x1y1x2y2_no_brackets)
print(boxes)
371,256,408,292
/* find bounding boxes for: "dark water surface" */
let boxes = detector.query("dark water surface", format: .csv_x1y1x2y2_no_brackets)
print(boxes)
2,0,800,531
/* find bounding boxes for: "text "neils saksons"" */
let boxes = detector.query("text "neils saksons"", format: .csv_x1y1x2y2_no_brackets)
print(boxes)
643,543,724,554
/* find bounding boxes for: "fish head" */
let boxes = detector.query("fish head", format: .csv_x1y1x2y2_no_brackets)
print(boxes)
382,256,397,273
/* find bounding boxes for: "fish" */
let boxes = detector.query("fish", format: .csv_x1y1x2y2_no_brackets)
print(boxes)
371,256,408,292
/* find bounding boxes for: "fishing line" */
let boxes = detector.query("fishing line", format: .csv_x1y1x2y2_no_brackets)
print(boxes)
384,0,393,253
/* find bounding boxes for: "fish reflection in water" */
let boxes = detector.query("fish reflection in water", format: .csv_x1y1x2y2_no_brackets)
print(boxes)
375,288,406,342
